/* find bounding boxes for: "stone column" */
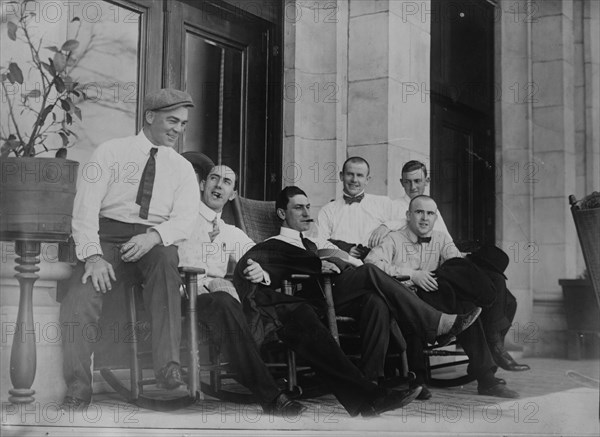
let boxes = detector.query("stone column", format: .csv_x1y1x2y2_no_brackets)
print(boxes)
283,0,341,213
347,0,431,197
495,0,534,349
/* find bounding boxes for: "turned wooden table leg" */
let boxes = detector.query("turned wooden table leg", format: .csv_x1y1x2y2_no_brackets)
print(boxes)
8,240,41,404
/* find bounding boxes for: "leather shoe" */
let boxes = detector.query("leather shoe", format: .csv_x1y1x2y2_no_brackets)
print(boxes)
412,383,432,400
156,361,185,390
263,392,306,416
59,396,90,410
436,307,482,347
478,383,519,398
361,386,422,417
490,343,530,371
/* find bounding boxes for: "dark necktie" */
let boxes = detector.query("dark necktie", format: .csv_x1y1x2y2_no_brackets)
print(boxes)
417,236,432,244
343,193,364,205
136,147,158,219
300,233,318,255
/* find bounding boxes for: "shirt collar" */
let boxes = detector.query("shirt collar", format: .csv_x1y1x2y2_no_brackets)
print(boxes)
199,201,221,222
279,226,303,242
342,190,365,199
403,226,432,244
135,130,162,155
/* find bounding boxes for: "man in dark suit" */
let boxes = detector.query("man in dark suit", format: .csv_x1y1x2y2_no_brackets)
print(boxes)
233,186,481,415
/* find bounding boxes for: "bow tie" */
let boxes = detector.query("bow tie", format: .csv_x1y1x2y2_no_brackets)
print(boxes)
343,193,364,205
417,236,432,244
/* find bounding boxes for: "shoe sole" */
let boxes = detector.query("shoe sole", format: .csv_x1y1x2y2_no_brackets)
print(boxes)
439,307,482,346
375,387,423,415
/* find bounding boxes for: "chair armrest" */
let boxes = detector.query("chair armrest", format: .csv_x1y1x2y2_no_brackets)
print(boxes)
179,266,206,275
394,275,410,281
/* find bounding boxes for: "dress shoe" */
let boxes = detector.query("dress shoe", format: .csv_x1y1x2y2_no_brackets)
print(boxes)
478,383,519,398
361,386,422,417
263,392,306,416
490,343,530,371
59,396,90,410
411,383,431,400
156,361,185,390
436,307,482,347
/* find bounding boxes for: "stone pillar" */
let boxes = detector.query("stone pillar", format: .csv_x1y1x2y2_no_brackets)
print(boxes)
347,0,431,197
283,0,341,213
495,0,534,349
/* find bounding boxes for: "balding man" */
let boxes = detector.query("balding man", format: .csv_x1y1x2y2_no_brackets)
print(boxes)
366,195,522,398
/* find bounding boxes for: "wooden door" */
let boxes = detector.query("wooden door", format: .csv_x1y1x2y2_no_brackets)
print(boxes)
164,0,278,199
430,0,496,250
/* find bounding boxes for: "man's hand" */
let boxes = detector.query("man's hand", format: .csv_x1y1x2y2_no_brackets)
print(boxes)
321,260,341,274
349,245,363,258
368,225,391,248
82,255,116,293
243,258,266,283
120,230,162,263
411,271,438,292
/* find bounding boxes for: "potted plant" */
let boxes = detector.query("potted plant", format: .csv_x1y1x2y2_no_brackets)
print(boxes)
0,0,86,242
0,0,88,405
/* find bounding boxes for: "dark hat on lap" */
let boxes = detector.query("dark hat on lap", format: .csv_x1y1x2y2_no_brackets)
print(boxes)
467,245,509,279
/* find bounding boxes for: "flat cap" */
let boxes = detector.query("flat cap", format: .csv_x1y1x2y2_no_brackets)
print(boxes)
143,88,194,112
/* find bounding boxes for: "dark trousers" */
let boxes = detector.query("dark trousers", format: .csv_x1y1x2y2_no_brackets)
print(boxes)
274,302,382,416
480,270,517,343
415,279,497,381
334,264,442,343
196,292,280,404
59,221,182,402
336,293,391,380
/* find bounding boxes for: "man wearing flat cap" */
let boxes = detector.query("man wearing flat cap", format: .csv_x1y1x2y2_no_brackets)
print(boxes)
59,88,199,409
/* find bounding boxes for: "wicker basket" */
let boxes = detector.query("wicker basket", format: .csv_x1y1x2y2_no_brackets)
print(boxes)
569,194,600,308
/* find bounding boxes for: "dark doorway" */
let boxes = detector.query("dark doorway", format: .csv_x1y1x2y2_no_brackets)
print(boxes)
164,0,282,199
430,0,496,250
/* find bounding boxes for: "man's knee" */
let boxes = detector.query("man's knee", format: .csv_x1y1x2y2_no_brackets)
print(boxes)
143,245,179,269
362,294,389,318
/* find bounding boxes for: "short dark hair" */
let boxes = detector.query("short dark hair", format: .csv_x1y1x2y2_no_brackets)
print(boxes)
342,156,370,175
408,194,434,211
401,160,428,178
276,186,307,212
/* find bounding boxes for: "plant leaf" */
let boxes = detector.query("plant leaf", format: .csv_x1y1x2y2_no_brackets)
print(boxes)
55,147,68,158
71,17,81,23
55,76,65,93
39,105,53,124
26,89,41,98
45,45,60,53
74,106,82,120
53,52,67,73
61,39,79,52
8,62,23,84
6,72,15,84
7,21,17,41
65,112,73,125
46,59,57,76
58,132,69,147
60,98,72,112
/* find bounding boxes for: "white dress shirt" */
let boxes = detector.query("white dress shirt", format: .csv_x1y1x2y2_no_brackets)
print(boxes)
270,227,363,267
178,201,270,300
72,130,200,261
365,226,461,285
316,193,406,247
395,194,450,237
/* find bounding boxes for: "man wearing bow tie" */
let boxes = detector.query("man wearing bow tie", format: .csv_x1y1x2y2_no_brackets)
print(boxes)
365,195,522,398
317,157,405,259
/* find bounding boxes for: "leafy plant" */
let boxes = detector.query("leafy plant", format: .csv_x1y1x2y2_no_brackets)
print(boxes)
1,0,87,158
